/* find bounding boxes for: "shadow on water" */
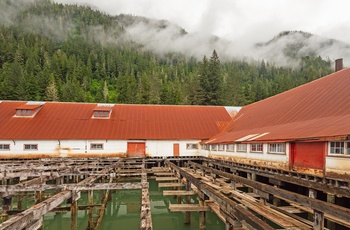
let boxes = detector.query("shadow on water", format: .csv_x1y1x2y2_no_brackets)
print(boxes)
42,179,224,230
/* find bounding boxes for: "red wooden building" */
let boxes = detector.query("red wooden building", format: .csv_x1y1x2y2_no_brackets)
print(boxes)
205,67,350,180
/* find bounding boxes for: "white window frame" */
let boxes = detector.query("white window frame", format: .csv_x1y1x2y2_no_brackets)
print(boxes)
0,144,10,151
90,143,104,150
186,143,198,149
24,144,38,150
268,143,286,154
250,143,263,153
329,141,350,155
226,144,234,152
93,110,110,118
218,144,225,151
211,145,218,151
236,143,247,152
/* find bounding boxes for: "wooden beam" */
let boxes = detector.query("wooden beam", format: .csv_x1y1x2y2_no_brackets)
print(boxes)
0,190,72,230
158,183,184,188
163,190,195,196
153,172,174,176
140,163,153,230
0,182,144,192
155,177,179,181
166,161,274,230
0,166,116,230
169,204,210,212
190,161,350,227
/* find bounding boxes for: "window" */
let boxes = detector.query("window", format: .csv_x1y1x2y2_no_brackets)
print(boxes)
201,144,210,150
90,143,103,150
329,141,350,155
218,144,225,151
236,143,247,152
226,144,234,152
186,143,198,149
211,145,218,151
269,143,285,154
251,143,263,153
0,144,10,150
24,144,38,150
93,110,111,118
16,109,34,117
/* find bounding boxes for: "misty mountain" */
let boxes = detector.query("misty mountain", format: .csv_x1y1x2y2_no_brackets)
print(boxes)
111,15,350,67
0,0,335,106
254,31,350,67
1,0,347,67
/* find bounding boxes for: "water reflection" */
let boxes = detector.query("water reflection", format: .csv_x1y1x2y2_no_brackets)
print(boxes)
43,179,224,230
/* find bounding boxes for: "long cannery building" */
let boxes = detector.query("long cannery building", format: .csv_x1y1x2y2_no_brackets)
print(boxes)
0,61,350,230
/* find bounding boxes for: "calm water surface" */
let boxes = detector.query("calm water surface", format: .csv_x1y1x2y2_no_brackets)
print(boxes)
42,179,224,229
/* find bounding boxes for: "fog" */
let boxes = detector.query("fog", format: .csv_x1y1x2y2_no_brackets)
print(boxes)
54,0,350,66
1,0,349,66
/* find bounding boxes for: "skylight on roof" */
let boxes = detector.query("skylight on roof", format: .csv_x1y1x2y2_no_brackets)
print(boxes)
92,104,114,119
14,102,44,118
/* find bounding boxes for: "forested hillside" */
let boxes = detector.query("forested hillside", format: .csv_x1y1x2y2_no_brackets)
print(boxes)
0,0,334,106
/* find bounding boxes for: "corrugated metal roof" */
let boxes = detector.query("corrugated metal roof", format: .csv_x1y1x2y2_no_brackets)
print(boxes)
209,68,350,143
0,102,232,140
15,104,43,110
93,106,113,111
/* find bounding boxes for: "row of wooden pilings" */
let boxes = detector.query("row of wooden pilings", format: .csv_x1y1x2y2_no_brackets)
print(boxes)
0,158,150,230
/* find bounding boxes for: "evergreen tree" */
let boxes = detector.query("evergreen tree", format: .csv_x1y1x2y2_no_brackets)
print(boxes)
199,50,223,105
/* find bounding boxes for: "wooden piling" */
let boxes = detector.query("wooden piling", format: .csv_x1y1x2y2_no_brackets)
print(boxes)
185,180,191,225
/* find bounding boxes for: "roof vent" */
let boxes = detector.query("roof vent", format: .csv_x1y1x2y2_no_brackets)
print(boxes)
335,58,343,72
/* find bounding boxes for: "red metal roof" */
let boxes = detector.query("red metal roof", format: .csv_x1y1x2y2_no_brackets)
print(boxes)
209,68,350,143
0,102,232,140
93,106,112,111
15,104,42,110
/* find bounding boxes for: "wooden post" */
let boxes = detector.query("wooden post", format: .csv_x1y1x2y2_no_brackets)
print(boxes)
70,190,80,230
70,200,77,230
2,194,12,219
247,173,253,193
225,221,233,230
35,191,42,204
176,178,182,204
87,190,94,229
326,194,336,229
185,180,191,224
17,196,22,211
199,198,206,230
309,188,324,230
272,185,281,207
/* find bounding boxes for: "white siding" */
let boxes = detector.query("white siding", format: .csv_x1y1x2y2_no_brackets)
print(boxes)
326,156,350,172
204,143,289,168
0,139,201,157
147,140,200,157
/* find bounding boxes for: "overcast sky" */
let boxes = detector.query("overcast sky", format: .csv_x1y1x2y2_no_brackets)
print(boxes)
53,0,350,43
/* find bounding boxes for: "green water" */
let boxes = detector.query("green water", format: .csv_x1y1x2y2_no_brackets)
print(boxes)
41,179,225,229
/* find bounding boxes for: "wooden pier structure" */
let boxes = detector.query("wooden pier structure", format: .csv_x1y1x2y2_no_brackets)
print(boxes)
0,156,349,230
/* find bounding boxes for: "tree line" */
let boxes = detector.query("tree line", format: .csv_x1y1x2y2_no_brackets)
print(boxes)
0,0,333,106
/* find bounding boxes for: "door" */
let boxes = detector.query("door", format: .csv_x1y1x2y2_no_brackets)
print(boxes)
127,142,146,157
173,143,179,157
292,142,325,170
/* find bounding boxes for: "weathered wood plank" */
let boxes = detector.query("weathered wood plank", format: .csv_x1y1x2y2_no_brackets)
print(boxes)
163,190,196,196
140,164,153,230
0,182,144,192
169,204,210,212
155,177,179,181
158,183,184,188
153,172,174,176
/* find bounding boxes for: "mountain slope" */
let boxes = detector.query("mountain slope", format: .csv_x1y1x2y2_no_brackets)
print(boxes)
255,31,350,66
